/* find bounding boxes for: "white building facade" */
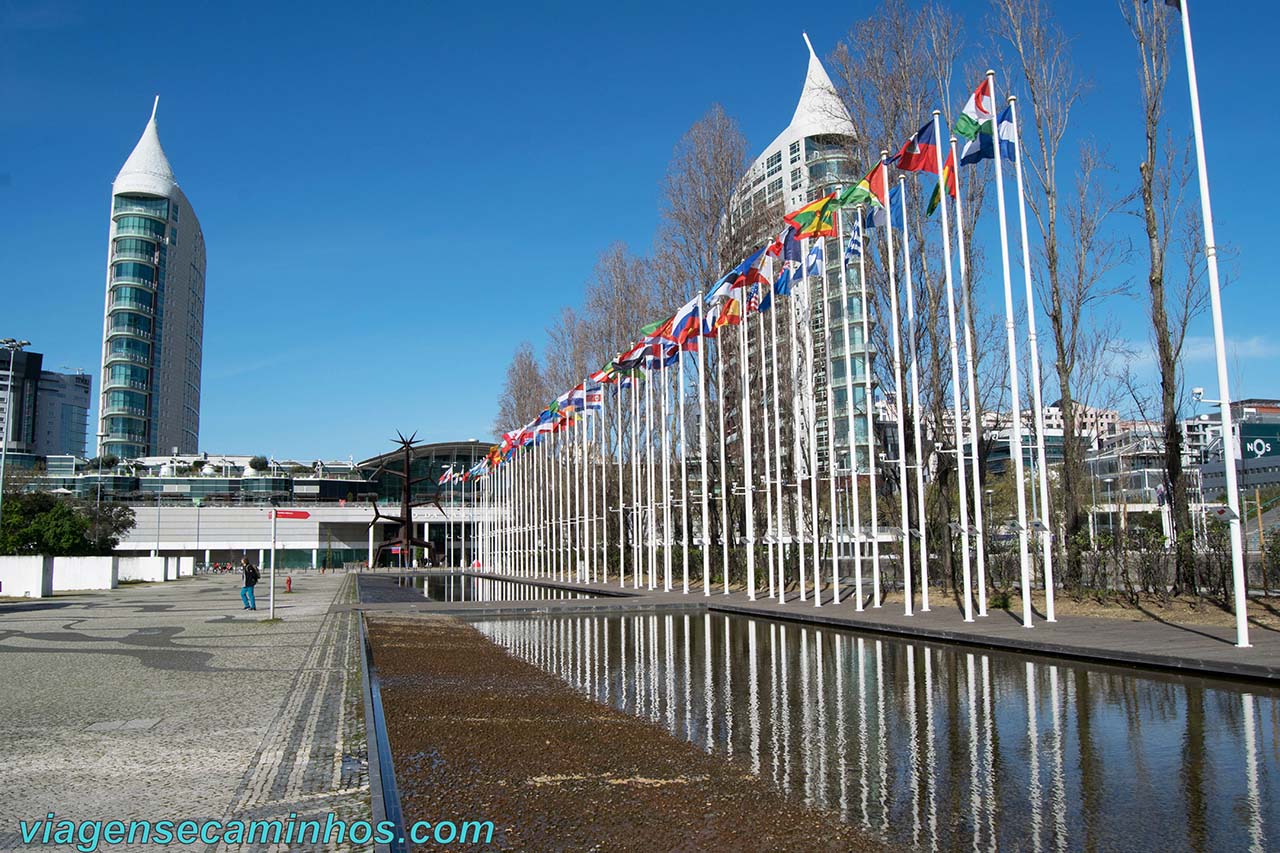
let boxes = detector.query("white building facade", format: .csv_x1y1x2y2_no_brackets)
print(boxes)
98,98,206,460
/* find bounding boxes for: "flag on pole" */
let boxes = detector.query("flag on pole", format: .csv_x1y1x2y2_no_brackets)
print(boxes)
836,162,889,209
716,296,743,329
729,246,770,290
866,183,904,230
784,192,839,239
959,104,1017,166
895,120,942,174
772,227,802,297
670,294,702,343
438,467,454,485
955,75,995,140
927,148,958,216
805,241,824,278
844,218,863,261
589,362,617,384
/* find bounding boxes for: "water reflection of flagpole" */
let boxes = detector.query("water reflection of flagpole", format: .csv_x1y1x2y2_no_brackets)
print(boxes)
749,620,761,775
857,636,869,829
967,653,980,850
924,646,938,852
835,634,849,822
771,622,782,788
816,631,830,809
908,645,921,848
1026,661,1042,853
704,612,713,753
665,614,676,733
724,615,733,757
650,614,659,722
876,639,887,832
981,655,996,844
781,625,792,794
1243,692,1266,852
1049,664,1067,852
800,628,814,803
684,614,692,741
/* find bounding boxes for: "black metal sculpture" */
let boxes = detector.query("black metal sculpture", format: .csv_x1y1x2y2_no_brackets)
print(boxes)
367,431,441,568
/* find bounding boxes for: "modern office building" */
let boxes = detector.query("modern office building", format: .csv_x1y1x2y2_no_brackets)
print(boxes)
729,35,869,468
34,369,91,457
98,98,206,460
0,348,43,454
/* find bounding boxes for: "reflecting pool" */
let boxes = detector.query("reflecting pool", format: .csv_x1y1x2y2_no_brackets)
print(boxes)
472,612,1277,852
358,573,595,604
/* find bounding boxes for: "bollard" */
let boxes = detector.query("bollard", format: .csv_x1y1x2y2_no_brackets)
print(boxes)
285,576,292,594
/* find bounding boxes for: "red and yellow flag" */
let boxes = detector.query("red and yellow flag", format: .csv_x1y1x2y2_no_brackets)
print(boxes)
783,192,838,239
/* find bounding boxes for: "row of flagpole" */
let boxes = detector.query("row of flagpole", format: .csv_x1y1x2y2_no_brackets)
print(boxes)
469,69,1075,626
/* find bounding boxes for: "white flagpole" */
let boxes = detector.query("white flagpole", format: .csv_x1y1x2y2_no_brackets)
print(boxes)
881,151,911,614
1007,95,1056,621
899,176,930,611
679,344,690,594
715,319,730,595
738,292,757,601
645,368,657,590
1176,0,1249,648
839,208,865,610
616,381,626,588
857,205,877,610
631,376,641,589
584,403,593,584
660,356,673,592
696,292,711,597
600,387,609,585
819,227,842,605
986,70,1034,628
933,110,975,622
757,296,777,601
792,241,809,602
769,273,787,603
950,139,990,618
802,240,822,608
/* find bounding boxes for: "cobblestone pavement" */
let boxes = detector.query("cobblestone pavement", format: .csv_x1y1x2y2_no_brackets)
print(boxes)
0,572,370,852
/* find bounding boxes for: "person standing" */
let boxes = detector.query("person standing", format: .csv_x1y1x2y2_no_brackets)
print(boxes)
240,557,260,611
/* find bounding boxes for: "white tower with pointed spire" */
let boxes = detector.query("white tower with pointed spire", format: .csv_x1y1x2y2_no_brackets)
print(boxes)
732,36,869,470
98,98,206,459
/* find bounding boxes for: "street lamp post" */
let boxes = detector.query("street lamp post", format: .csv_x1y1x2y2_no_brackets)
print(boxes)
95,430,107,548
1103,477,1116,540
0,339,32,530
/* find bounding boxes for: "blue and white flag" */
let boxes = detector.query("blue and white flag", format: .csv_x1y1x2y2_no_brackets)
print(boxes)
804,242,824,278
960,105,1017,166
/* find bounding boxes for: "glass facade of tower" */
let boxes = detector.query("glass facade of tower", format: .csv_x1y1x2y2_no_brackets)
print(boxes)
102,193,169,459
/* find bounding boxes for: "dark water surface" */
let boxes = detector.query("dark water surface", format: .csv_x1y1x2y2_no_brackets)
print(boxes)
359,573,595,604
471,611,1277,852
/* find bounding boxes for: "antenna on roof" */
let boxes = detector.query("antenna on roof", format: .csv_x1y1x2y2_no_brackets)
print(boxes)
802,32,816,55
150,95,159,122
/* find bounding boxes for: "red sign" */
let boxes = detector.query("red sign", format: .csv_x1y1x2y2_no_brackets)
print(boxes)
273,510,311,519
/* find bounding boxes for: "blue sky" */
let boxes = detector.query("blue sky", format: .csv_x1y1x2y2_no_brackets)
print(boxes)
2,0,1276,460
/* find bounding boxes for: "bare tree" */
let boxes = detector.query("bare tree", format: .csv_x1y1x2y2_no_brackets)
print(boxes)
543,306,591,395
493,342,549,436
1122,0,1201,586
657,104,752,297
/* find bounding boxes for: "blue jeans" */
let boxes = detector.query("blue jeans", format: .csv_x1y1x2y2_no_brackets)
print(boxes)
241,586,257,609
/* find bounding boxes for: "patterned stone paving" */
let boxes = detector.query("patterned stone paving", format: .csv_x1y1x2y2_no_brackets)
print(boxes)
0,572,370,852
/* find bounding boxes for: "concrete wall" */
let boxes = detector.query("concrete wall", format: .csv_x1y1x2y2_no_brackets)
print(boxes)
0,556,54,598
177,556,194,577
52,556,119,591
118,556,166,583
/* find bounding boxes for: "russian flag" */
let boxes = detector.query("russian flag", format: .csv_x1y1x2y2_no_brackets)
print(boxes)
670,295,701,343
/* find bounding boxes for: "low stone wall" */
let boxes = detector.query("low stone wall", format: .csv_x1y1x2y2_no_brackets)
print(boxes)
0,556,54,598
52,556,119,591
118,556,167,583
176,556,194,577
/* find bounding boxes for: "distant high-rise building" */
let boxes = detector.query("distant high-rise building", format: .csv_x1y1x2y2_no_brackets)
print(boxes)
0,349,43,455
98,98,206,460
35,370,91,458
729,37,869,468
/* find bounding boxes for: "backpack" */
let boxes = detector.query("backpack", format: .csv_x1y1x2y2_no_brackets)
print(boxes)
246,565,260,585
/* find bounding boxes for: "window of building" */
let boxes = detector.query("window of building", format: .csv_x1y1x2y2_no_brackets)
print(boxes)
789,140,801,163
115,216,166,239
113,196,168,218
790,167,802,187
766,151,782,176
112,262,155,284
767,177,784,199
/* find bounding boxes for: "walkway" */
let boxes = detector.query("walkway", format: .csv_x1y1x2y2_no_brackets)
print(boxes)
0,572,369,852
356,570,1280,683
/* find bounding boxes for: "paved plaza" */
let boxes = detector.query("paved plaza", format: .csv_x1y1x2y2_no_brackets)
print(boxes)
0,572,369,852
